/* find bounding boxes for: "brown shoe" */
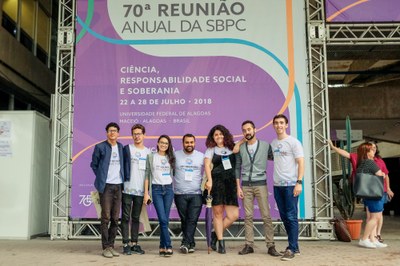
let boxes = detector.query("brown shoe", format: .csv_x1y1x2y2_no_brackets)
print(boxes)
102,248,113,258
267,246,281,257
109,247,120,257
238,244,254,255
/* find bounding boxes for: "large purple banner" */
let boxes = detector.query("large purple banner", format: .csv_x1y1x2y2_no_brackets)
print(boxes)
71,0,310,220
326,0,400,22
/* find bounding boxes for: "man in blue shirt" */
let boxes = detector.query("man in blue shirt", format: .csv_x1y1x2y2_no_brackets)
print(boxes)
90,122,124,258
174,134,204,254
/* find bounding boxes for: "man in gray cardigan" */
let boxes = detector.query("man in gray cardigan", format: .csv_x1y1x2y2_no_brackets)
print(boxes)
235,120,280,256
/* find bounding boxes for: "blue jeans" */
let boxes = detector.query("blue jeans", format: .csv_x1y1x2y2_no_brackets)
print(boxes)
174,194,203,247
152,184,174,249
274,186,299,253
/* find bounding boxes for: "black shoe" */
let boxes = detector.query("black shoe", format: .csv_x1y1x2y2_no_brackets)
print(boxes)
159,249,166,256
180,244,189,254
188,246,195,253
123,244,132,255
267,246,281,257
164,249,173,257
131,244,145,255
238,244,254,255
211,232,217,251
218,240,226,254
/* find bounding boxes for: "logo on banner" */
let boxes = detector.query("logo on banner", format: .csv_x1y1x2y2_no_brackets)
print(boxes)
79,194,92,206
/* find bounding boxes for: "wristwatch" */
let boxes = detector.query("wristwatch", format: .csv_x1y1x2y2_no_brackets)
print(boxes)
296,180,303,185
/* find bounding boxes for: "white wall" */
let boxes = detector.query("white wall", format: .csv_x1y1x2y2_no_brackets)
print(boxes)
0,111,51,239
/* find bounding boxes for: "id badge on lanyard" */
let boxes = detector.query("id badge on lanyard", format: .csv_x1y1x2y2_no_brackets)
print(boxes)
184,168,193,181
138,158,146,170
222,156,232,170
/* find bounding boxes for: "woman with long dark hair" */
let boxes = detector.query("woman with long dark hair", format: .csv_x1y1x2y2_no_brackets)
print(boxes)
144,135,176,257
204,125,239,254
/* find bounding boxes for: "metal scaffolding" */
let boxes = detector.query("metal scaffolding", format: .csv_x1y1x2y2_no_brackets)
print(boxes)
50,0,75,239
50,0,400,240
306,0,333,239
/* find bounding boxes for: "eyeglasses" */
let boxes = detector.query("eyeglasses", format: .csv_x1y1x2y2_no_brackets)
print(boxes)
159,141,169,146
133,133,143,136
107,129,118,133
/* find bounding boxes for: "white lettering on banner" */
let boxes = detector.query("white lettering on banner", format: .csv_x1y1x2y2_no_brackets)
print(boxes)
120,76,211,84
79,195,92,207
120,66,158,73
121,87,180,95
157,2,245,17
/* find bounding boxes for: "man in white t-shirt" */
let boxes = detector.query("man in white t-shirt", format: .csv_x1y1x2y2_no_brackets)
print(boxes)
121,124,150,255
90,122,124,258
174,134,204,254
271,114,304,261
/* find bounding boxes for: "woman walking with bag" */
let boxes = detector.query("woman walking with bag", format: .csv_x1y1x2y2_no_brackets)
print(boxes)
355,142,387,249
328,140,393,242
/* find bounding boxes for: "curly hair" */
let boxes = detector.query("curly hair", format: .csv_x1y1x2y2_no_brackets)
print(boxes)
157,135,176,170
205,124,235,150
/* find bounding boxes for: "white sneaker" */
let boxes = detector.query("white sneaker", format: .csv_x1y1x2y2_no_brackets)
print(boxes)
358,239,376,249
373,241,388,248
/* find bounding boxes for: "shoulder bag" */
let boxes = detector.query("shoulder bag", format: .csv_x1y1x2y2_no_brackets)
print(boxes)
353,172,384,200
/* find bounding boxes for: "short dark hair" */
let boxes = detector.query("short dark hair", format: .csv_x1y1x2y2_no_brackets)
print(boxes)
182,133,195,142
105,122,120,132
131,124,146,134
273,114,288,124
241,120,255,128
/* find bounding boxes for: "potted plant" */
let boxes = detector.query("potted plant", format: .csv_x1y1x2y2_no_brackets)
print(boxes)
331,116,363,240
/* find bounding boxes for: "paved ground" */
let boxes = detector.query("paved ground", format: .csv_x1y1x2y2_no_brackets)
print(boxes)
1,215,399,265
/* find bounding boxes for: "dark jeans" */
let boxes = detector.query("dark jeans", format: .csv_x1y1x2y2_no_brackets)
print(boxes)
174,194,203,247
274,186,299,253
100,183,122,250
152,184,174,249
121,193,144,244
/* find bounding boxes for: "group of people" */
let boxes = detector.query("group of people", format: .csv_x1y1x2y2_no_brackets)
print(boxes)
90,114,305,261
328,140,394,249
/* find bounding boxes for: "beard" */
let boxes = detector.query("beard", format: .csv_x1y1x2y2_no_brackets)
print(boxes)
184,146,194,153
245,133,254,140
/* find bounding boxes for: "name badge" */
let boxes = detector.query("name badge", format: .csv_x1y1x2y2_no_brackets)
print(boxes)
138,158,146,170
222,156,232,170
162,172,171,177
184,168,193,181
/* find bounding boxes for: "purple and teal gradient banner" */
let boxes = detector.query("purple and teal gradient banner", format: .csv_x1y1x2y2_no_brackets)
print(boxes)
326,0,400,23
71,0,311,220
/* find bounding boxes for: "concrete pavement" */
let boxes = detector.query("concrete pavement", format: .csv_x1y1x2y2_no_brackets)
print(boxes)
0,216,399,265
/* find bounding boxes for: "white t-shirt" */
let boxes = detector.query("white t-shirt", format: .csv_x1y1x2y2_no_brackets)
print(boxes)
151,153,173,185
205,146,233,159
174,150,204,194
246,140,258,159
123,145,151,196
271,135,304,186
106,144,122,184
